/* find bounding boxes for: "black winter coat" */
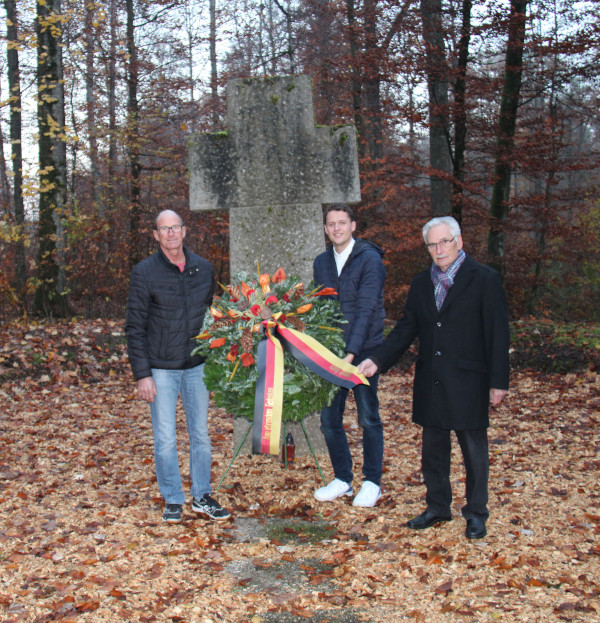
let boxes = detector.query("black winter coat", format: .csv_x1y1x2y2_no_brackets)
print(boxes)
313,238,386,359
372,254,510,430
125,246,214,380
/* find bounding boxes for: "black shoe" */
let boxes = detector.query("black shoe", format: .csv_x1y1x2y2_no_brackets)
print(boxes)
162,503,183,524
465,517,487,539
191,494,231,522
407,509,452,530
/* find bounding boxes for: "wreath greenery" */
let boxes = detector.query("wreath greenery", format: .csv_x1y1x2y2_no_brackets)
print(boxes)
193,266,347,422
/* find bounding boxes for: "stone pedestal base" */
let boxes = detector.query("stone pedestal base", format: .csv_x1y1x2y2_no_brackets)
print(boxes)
232,412,328,457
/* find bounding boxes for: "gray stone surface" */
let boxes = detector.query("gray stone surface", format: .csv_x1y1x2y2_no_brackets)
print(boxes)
188,74,360,284
231,413,326,464
188,75,361,455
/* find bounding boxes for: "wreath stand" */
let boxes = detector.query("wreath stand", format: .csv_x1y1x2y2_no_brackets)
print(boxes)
215,419,326,492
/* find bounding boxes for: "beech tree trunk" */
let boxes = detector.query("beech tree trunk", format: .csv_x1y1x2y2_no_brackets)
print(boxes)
361,0,382,165
0,85,10,215
451,0,472,223
209,0,219,129
126,0,143,266
488,0,528,278
4,0,26,300
33,0,70,317
420,0,452,216
273,0,296,73
108,0,117,196
85,0,102,217
346,0,363,154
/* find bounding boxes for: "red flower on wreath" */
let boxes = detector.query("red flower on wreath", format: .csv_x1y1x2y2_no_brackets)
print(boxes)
226,343,239,362
250,304,261,316
209,337,226,349
240,352,254,367
272,267,287,283
266,295,278,305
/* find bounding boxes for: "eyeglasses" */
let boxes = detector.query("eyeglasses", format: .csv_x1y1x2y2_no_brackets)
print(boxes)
426,237,455,250
156,225,183,234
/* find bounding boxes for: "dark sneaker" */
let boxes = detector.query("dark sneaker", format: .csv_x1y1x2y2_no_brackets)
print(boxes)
162,503,183,524
191,494,231,522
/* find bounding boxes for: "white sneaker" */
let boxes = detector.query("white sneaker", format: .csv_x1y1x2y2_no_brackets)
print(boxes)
314,478,353,502
352,481,381,507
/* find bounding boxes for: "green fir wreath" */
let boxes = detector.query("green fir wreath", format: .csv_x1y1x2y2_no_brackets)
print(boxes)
193,266,347,422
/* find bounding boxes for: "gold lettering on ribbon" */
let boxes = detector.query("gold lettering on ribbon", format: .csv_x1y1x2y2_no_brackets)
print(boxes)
328,365,354,379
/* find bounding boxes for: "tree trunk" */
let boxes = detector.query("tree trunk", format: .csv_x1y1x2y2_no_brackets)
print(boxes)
272,0,296,74
126,0,143,266
33,0,70,317
346,0,364,156
0,81,10,215
451,0,472,224
487,0,528,278
420,0,453,216
108,0,117,198
209,0,219,129
361,0,382,165
526,172,551,315
85,0,102,217
4,0,27,301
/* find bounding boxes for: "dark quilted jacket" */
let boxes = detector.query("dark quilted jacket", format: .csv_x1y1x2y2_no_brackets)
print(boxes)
313,238,386,359
125,246,214,380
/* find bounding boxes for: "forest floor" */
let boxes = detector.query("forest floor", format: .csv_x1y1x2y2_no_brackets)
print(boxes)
0,319,599,622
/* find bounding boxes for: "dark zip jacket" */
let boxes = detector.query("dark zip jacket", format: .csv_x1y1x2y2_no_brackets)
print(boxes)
125,246,214,380
313,238,386,359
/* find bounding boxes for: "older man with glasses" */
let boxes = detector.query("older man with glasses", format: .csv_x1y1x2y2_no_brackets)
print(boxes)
358,216,510,539
126,209,230,524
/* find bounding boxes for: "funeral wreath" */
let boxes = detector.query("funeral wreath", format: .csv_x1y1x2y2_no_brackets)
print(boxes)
193,266,346,422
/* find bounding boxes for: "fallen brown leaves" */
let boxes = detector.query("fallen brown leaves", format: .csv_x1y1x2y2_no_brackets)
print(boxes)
1,319,599,622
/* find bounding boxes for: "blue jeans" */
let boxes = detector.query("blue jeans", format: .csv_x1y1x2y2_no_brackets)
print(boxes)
150,365,211,504
319,374,383,486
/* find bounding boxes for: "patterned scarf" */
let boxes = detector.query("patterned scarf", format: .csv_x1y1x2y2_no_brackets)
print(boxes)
430,250,466,310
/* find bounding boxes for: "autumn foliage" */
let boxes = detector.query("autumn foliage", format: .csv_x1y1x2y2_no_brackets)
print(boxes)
0,319,598,621
1,1,600,321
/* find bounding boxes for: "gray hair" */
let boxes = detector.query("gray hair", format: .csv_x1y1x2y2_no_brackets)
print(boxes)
422,216,461,243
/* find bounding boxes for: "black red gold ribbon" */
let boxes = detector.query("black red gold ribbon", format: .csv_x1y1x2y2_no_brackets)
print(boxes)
252,314,369,454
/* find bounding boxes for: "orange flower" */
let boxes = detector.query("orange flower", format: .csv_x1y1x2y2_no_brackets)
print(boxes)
227,309,238,317
272,267,286,283
252,323,261,333
226,343,239,362
295,303,312,314
240,281,252,298
210,305,224,318
240,352,254,367
209,337,226,349
313,287,337,297
259,273,271,294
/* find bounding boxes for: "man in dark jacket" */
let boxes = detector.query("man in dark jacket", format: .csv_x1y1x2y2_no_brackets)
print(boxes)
126,210,230,524
312,204,386,508
358,216,510,538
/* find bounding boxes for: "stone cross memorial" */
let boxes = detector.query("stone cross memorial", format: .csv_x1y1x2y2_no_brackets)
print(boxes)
188,74,361,455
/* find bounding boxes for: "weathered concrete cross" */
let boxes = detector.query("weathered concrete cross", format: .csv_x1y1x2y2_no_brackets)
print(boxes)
188,74,361,457
188,74,361,284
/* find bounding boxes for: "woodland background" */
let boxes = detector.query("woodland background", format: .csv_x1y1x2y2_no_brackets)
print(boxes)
1,3,600,620
0,0,599,321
